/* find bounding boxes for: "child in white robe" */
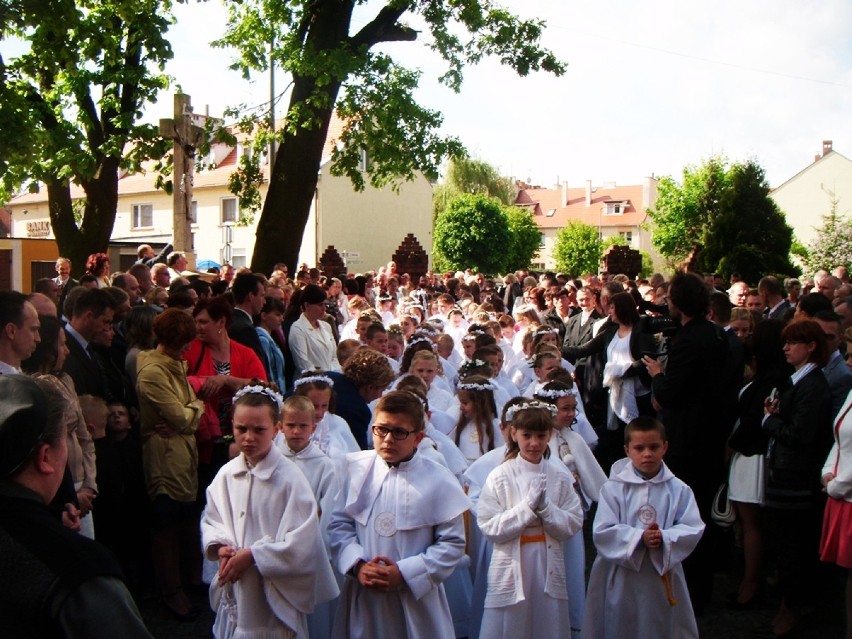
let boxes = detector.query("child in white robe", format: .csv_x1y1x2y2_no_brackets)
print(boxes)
583,416,705,639
535,381,607,638
276,394,341,639
477,401,584,639
450,376,502,465
201,382,338,639
329,391,471,639
463,397,527,639
292,373,359,466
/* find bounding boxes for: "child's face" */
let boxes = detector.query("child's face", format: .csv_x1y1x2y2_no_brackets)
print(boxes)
305,388,331,422
534,356,559,381
399,318,415,338
233,404,279,465
462,339,477,360
107,404,132,434
356,319,372,340
538,333,558,347
511,427,551,464
449,313,463,327
372,411,424,464
281,408,317,453
550,396,575,427
366,332,388,354
625,429,669,477
458,392,474,420
483,353,501,378
501,325,514,340
410,359,438,389
387,338,404,359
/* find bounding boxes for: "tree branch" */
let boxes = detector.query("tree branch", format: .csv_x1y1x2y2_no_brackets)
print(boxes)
351,4,418,49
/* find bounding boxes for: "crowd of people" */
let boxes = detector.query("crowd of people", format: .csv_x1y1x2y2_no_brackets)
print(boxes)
2,246,852,639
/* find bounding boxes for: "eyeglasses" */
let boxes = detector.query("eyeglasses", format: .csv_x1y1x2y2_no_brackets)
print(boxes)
372,425,417,440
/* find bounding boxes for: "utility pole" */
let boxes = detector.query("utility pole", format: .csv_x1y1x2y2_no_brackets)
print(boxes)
159,93,205,270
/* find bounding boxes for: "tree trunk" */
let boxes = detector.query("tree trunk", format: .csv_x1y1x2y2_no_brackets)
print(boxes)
48,160,120,277
250,0,353,275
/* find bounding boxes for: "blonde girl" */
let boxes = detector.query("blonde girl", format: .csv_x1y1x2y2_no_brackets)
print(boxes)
452,375,501,464
408,350,457,414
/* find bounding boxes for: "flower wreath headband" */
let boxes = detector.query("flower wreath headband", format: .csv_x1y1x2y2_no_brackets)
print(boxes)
293,374,335,389
405,336,433,350
532,382,573,399
457,380,494,392
505,400,558,421
233,384,284,411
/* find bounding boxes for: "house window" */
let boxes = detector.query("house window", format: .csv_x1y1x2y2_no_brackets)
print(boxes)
190,200,198,225
131,203,153,229
221,197,238,224
619,231,633,244
230,248,247,269
359,149,371,172
538,233,546,249
604,203,624,215
545,208,556,217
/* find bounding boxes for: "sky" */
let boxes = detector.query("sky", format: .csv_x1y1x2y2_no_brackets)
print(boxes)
83,0,852,190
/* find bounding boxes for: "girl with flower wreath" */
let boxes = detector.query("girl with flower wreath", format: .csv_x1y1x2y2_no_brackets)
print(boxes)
451,375,502,465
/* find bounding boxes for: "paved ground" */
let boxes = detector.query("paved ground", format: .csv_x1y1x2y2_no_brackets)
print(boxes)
139,522,847,638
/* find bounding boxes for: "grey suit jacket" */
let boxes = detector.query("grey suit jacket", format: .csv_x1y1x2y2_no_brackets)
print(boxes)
824,350,852,419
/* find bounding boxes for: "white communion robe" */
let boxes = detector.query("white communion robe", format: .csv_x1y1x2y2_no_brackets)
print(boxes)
478,455,584,639
278,439,342,639
583,458,705,639
312,413,360,463
548,426,607,638
449,418,503,465
329,449,471,639
462,445,507,639
201,446,339,639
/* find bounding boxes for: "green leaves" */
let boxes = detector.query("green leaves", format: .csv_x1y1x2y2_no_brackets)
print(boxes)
553,221,603,276
433,193,512,272
647,156,797,281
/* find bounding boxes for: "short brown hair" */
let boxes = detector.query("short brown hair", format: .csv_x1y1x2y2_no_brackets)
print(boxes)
153,308,197,350
782,319,830,367
374,390,425,432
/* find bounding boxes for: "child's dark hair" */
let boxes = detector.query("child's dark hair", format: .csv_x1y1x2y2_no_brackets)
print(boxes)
624,415,667,445
233,379,283,422
501,396,531,428
375,390,426,432
292,371,337,413
394,375,430,413
455,375,497,454
533,380,573,407
504,401,555,461
400,333,435,373
458,359,491,379
545,366,574,387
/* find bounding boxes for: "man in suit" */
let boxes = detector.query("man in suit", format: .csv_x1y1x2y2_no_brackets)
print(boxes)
54,257,80,316
229,272,270,378
0,292,40,374
759,275,791,320
643,271,731,613
134,242,173,268
63,288,117,400
814,310,852,419
562,285,604,398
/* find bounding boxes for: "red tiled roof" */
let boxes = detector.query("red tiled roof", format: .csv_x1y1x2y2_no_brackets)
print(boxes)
517,184,648,229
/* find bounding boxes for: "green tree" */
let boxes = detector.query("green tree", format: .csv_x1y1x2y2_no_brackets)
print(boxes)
433,194,511,272
803,214,852,273
647,157,796,281
503,205,541,271
213,1,564,274
552,221,603,276
0,0,173,274
433,156,517,217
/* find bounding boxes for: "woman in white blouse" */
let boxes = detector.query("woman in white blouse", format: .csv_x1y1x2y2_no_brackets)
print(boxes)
288,284,341,374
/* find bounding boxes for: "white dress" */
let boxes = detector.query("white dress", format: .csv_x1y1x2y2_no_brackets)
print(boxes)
201,447,339,639
289,314,341,374
727,383,765,504
583,458,705,639
549,427,608,637
329,450,471,639
449,418,503,465
478,456,584,639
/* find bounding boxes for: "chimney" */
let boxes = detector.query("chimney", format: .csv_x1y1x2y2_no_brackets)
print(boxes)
823,140,833,157
585,180,592,207
561,181,569,207
642,176,658,210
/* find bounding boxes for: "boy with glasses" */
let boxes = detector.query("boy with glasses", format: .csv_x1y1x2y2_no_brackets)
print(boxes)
329,391,470,638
